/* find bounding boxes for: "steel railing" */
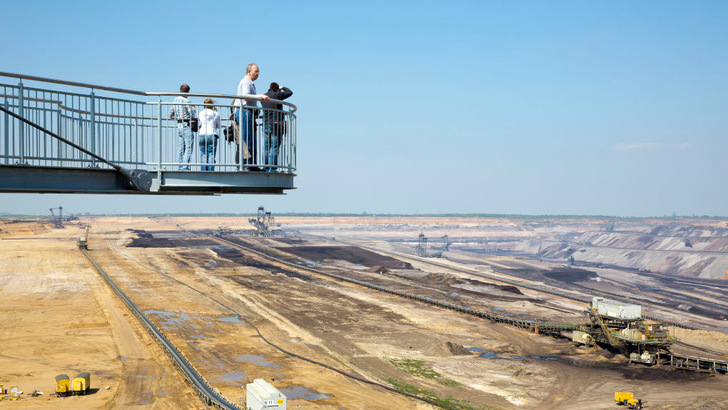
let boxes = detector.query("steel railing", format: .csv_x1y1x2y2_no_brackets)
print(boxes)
0,72,296,174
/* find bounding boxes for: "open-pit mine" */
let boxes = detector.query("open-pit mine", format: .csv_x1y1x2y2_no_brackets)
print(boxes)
1,215,727,409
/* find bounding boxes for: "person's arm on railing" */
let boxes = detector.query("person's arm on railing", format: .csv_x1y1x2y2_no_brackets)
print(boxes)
237,80,270,102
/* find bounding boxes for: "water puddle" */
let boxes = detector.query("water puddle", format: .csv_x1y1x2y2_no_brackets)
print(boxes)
218,315,243,323
144,310,224,338
218,371,248,384
236,354,282,369
467,347,507,359
138,391,153,405
135,375,157,380
467,347,557,361
302,261,323,269
144,310,190,328
280,386,330,401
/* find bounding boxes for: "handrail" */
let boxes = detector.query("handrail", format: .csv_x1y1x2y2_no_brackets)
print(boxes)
0,72,297,113
0,93,290,119
149,92,296,113
0,71,146,95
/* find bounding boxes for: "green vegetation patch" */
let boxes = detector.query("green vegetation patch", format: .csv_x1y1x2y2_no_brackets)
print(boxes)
390,358,441,379
385,378,474,410
437,378,460,387
390,358,460,387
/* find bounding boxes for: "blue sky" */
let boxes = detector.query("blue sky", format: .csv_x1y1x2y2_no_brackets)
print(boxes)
1,0,727,216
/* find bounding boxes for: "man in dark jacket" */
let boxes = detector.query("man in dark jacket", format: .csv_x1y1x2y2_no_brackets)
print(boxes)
261,82,293,172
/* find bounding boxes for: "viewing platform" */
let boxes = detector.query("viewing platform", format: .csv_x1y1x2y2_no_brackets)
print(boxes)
0,72,297,195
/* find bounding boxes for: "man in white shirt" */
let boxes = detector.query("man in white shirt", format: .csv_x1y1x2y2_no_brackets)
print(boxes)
234,64,269,170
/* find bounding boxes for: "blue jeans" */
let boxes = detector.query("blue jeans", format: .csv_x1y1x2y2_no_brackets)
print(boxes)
177,124,193,170
263,125,280,172
235,109,256,167
198,134,217,171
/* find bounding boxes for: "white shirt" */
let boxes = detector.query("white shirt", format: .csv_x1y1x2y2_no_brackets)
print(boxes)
198,108,220,136
233,76,257,107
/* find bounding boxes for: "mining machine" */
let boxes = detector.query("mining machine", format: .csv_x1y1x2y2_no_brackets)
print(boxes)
215,226,234,237
415,232,444,258
77,225,90,249
441,234,452,251
415,233,427,256
249,206,275,237
49,206,64,228
578,297,675,364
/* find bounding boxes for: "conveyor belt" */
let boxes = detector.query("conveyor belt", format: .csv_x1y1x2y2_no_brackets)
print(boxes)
213,235,579,333
211,235,728,373
90,233,460,409
80,248,240,409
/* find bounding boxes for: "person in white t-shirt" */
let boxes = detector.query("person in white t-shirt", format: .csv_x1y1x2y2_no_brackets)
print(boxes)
233,63,269,170
198,98,220,171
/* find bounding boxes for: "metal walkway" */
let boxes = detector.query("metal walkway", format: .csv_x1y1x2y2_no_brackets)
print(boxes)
0,72,297,195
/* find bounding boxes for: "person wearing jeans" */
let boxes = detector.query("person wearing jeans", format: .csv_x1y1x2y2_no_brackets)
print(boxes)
168,84,196,170
262,82,293,172
233,63,269,170
262,124,279,172
177,125,193,170
198,98,220,171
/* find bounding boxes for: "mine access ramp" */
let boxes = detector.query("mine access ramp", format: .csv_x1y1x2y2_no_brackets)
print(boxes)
0,72,297,195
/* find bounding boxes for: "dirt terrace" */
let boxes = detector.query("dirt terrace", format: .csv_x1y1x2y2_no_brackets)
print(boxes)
1,216,727,409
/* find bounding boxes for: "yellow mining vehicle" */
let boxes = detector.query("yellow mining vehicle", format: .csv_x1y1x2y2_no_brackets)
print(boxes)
615,392,642,409
55,374,70,396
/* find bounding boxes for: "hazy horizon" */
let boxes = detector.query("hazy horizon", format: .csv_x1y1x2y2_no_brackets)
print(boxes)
2,1,727,217
3,210,724,220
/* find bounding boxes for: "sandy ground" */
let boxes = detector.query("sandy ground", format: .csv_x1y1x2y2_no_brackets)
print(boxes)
1,216,727,409
0,220,198,408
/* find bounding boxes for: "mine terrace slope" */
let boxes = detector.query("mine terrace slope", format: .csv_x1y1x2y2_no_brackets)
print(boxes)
0,216,727,409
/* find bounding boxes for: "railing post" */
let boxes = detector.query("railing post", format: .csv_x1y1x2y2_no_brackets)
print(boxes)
57,96,62,167
18,80,24,163
287,112,293,172
3,99,8,165
158,96,163,170
90,90,96,166
238,101,243,171
133,118,138,166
